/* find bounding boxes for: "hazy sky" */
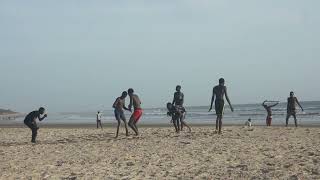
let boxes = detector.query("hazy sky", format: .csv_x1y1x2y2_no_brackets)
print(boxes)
1,0,319,112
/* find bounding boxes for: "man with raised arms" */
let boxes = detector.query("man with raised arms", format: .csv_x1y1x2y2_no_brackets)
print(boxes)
128,88,143,136
209,78,234,134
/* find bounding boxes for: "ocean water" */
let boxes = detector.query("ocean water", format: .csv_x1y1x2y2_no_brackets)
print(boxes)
7,101,320,126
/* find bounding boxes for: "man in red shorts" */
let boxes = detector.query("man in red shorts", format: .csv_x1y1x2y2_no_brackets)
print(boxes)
128,88,143,136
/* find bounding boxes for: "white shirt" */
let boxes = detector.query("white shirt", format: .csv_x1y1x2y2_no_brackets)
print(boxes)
245,121,252,127
97,113,102,121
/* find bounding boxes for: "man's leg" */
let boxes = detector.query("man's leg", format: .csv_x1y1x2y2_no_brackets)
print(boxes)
218,116,223,134
24,121,34,142
31,124,38,143
180,116,184,131
173,118,179,133
286,114,291,127
216,116,219,131
128,117,139,136
181,120,191,132
116,119,120,138
293,114,298,127
122,118,129,136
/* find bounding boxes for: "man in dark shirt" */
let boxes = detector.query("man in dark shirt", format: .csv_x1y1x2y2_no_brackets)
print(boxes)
209,78,234,134
286,92,304,127
24,107,47,143
262,100,279,126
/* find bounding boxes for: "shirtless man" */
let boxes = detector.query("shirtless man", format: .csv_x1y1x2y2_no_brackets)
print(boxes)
172,85,185,131
286,92,304,127
24,107,47,143
128,88,143,136
209,78,234,134
113,91,130,138
262,101,279,126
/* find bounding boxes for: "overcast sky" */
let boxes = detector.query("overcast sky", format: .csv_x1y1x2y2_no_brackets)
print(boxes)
0,0,319,112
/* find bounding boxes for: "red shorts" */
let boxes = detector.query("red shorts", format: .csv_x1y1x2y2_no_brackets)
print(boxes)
132,108,143,122
266,116,272,125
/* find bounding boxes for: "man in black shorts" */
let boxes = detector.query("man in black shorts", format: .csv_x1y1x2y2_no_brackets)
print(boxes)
286,91,304,127
24,107,47,143
209,78,234,134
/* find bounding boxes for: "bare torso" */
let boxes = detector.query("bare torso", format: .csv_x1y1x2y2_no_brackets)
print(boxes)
114,98,126,112
131,94,142,110
213,85,226,101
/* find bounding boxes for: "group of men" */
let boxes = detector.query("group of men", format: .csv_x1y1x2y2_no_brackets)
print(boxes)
23,78,305,143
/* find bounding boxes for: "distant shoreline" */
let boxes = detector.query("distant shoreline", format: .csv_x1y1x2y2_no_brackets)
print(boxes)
1,123,320,128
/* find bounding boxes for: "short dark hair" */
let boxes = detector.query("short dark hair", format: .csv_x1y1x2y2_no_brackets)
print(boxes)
122,91,128,97
39,107,45,114
128,88,134,94
219,78,225,84
290,91,294,95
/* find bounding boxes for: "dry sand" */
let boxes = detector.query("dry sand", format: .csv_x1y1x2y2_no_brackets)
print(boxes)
0,126,320,179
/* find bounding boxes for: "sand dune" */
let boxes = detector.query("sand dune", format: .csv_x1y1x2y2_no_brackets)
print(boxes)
0,126,320,179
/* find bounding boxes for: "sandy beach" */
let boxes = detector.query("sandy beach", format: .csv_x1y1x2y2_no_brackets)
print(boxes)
1,125,320,179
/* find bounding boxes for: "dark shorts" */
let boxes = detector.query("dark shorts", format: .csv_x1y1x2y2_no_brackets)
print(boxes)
287,109,296,116
114,110,126,121
215,100,225,115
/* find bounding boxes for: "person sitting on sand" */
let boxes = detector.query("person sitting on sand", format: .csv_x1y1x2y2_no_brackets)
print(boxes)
167,102,192,133
262,100,279,126
96,111,103,129
128,88,143,136
286,92,304,127
209,78,234,134
113,91,130,138
24,107,47,143
245,118,252,127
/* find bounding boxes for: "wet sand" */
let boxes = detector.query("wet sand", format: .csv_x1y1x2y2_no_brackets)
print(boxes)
1,126,320,179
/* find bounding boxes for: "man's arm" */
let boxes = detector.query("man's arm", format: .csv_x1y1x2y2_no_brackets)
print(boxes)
295,98,304,111
123,100,130,111
209,88,215,112
269,102,279,108
128,96,133,111
112,98,119,108
38,114,47,121
172,93,176,106
262,100,267,106
225,87,234,112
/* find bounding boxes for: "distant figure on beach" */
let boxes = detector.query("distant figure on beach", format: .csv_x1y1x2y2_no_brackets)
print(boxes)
209,78,234,134
262,100,279,126
24,107,47,143
172,85,190,131
167,102,191,133
286,92,304,127
245,118,252,127
96,111,103,129
128,88,143,136
113,91,130,138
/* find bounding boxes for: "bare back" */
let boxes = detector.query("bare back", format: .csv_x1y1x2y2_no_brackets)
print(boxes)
131,94,142,110
213,85,226,101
